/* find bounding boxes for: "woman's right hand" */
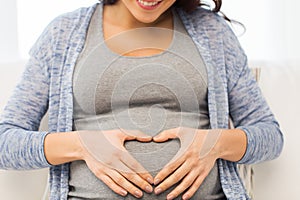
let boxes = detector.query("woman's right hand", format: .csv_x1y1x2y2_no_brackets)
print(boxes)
77,129,154,198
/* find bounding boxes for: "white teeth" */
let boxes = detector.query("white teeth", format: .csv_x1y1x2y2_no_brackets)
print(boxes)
138,0,161,7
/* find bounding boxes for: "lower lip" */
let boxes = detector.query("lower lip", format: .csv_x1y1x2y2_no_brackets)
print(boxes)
136,0,162,10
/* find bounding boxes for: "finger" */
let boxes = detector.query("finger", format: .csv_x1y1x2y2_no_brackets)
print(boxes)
120,152,153,184
86,159,128,197
120,129,152,142
182,173,207,200
119,166,153,194
165,169,201,200
154,161,191,195
154,153,186,185
106,168,144,198
98,174,128,197
153,128,179,143
130,130,152,142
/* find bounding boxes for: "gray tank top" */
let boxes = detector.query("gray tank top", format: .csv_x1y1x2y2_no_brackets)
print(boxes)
69,4,225,200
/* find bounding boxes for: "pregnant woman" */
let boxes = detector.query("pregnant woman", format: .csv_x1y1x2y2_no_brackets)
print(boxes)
0,0,283,200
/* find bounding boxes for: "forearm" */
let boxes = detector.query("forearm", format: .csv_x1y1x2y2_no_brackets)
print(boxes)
44,131,84,165
0,127,51,169
215,129,247,162
237,123,283,164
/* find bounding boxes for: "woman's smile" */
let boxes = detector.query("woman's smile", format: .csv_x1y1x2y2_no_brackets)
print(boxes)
115,0,176,25
136,0,163,10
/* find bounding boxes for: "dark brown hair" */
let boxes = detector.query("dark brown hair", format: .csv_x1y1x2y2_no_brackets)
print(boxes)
102,0,222,13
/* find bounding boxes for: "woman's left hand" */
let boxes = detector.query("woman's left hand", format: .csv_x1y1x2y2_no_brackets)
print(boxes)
152,127,222,200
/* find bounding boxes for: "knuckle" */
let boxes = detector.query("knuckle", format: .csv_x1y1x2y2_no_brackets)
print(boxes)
124,172,135,181
189,147,197,154
185,150,194,158
115,176,126,185
100,174,110,183
190,160,198,168
92,166,104,177
127,185,140,195
93,170,102,178
130,162,140,170
181,180,192,189
191,184,198,191
112,150,121,157
173,173,182,181
159,171,170,180
104,159,114,166
128,174,148,188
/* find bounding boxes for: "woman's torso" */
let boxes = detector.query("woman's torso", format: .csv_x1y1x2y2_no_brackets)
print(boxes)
69,4,225,200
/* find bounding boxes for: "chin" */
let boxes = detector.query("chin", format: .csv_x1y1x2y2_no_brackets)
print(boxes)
134,14,162,24
139,18,159,24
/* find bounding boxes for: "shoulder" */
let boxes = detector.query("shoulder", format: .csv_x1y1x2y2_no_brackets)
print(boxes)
45,4,98,35
177,6,237,50
29,3,98,58
180,7,229,34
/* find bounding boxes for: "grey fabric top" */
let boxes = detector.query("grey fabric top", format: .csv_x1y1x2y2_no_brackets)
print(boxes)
69,5,225,200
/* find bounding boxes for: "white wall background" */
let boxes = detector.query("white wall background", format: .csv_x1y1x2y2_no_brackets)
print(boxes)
222,0,300,63
0,0,299,199
0,0,19,62
1,0,300,63
256,64,300,200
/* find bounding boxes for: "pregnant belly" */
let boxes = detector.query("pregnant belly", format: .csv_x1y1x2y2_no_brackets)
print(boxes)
68,140,224,200
124,140,180,176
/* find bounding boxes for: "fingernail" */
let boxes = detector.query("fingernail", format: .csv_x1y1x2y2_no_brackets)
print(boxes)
167,194,175,200
147,177,153,184
155,187,162,195
154,178,160,185
145,185,153,193
134,190,143,198
120,190,127,196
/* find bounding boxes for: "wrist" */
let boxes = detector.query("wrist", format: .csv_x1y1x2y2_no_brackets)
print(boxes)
44,131,85,165
213,129,226,159
214,129,247,162
70,131,86,160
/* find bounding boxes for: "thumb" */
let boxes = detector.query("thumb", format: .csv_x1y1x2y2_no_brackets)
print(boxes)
153,128,177,143
121,129,152,142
